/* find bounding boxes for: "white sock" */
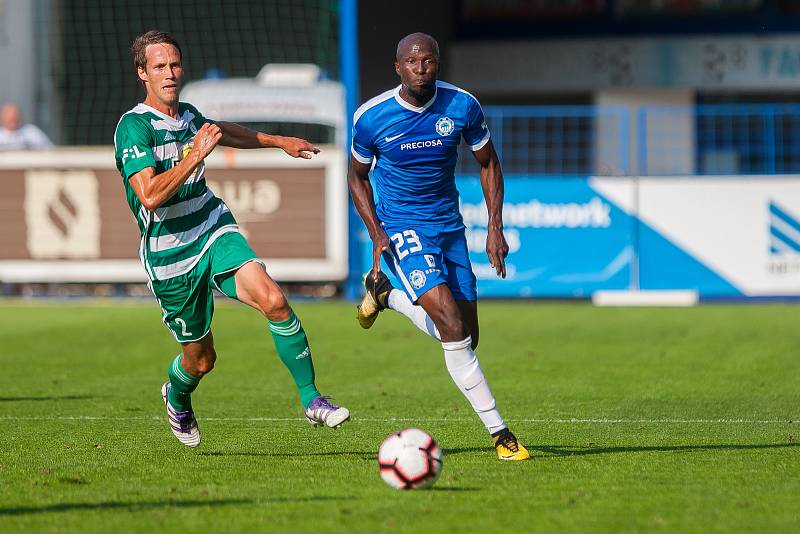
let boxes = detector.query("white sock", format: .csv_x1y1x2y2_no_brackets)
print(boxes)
387,289,440,340
442,336,506,435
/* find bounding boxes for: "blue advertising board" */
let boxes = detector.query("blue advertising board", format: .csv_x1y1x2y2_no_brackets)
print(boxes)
356,177,635,298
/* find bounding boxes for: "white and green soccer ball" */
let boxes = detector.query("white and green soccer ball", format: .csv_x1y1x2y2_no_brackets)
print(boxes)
378,428,442,490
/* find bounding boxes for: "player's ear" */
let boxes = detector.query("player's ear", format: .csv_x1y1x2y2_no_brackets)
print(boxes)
137,66,148,82
394,62,400,76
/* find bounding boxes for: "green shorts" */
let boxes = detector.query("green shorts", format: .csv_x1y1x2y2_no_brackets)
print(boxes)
149,231,262,343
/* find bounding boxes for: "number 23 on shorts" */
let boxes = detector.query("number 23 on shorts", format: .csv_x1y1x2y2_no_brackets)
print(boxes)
389,229,422,260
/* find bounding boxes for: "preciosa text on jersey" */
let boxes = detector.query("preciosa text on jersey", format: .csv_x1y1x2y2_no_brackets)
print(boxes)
400,139,443,150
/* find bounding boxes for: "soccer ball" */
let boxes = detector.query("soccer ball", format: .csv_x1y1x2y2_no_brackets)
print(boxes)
378,428,442,490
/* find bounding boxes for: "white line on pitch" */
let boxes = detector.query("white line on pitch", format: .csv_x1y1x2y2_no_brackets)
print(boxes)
0,416,797,424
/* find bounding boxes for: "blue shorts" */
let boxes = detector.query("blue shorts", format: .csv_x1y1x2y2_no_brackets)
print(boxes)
381,223,477,303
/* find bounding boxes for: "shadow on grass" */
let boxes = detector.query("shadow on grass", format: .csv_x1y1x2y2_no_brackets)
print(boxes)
200,450,375,459
440,443,800,459
430,487,480,492
442,447,491,456
534,442,800,458
0,496,354,516
0,395,94,402
0,499,252,516
262,496,359,503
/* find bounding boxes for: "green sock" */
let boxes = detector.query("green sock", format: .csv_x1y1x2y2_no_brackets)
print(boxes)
167,355,201,412
268,312,320,409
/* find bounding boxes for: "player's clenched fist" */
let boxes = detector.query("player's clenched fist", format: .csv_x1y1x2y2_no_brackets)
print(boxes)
193,123,222,159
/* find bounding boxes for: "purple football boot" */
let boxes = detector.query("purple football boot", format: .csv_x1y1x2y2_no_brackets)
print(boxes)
161,382,201,447
304,396,350,428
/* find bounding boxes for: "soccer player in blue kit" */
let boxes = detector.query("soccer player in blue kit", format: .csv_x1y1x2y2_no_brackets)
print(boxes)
348,33,529,460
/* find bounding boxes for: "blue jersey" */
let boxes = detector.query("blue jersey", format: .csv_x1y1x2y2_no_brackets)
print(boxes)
351,81,490,231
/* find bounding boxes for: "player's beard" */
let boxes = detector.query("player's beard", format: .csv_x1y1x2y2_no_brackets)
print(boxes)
160,87,179,106
407,82,435,103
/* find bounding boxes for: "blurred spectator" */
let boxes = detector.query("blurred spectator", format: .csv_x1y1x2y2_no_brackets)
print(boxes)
0,102,54,150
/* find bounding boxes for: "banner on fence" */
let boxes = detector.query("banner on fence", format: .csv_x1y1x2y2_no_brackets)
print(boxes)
0,149,348,282
359,176,800,298
358,177,635,298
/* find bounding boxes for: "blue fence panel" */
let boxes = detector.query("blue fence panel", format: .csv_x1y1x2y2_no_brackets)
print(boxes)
456,105,630,177
453,104,800,178
640,104,800,175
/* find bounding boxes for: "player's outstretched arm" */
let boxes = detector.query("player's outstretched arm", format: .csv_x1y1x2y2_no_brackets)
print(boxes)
347,155,390,280
473,140,509,278
215,121,320,159
129,123,221,210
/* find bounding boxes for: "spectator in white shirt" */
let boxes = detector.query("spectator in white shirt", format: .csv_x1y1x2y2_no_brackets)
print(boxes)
0,102,54,150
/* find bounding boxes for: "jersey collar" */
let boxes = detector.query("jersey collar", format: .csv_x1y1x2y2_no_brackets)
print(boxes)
135,102,190,128
393,85,437,113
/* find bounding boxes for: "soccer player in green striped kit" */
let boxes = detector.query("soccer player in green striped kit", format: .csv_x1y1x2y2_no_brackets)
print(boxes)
114,30,349,447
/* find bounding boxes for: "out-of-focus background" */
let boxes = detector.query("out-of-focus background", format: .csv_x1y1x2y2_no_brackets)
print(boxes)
2,4,799,530
1,0,799,302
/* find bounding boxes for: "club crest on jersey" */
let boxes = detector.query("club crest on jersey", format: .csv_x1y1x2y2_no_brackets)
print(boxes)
409,269,427,289
435,117,454,137
180,141,194,160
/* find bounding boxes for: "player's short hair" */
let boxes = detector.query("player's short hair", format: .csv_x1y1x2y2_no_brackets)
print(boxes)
131,30,182,72
396,33,439,62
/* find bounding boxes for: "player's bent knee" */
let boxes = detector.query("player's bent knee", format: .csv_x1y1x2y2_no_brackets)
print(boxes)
260,291,290,321
184,346,216,376
196,360,215,375
437,316,469,342
195,349,217,375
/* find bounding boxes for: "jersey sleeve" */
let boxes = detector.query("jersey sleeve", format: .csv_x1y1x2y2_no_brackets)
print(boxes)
114,115,156,180
350,112,375,164
462,96,491,152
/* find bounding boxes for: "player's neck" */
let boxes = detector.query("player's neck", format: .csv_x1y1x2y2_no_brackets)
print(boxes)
399,85,435,108
143,96,179,118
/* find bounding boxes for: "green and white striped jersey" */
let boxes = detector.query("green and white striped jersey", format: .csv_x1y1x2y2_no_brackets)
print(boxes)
114,102,239,280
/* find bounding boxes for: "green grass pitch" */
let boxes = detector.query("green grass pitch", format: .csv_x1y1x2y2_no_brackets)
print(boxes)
0,300,798,532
